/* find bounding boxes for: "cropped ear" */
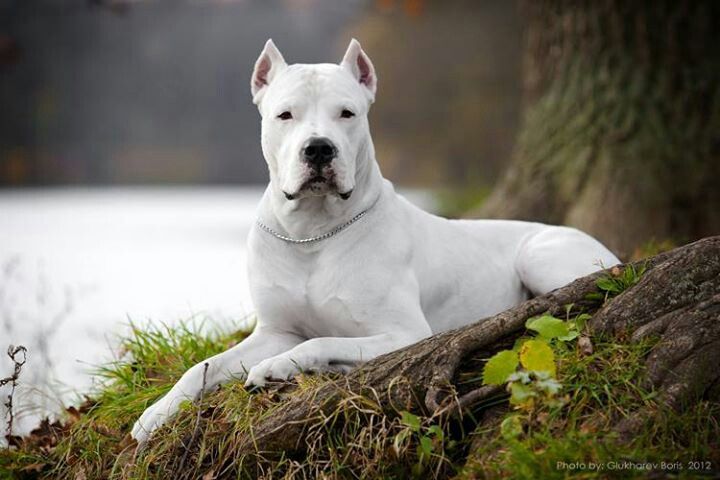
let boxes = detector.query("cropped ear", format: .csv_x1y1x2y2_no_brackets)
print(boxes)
340,39,377,100
251,39,287,104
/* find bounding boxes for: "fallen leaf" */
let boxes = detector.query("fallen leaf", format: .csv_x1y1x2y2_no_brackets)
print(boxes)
66,406,81,422
536,412,549,425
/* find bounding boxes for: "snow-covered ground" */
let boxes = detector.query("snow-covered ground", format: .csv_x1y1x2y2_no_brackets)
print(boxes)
0,186,434,441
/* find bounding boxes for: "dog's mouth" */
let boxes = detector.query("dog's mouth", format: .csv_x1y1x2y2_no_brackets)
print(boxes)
307,175,327,185
283,174,353,201
301,174,333,194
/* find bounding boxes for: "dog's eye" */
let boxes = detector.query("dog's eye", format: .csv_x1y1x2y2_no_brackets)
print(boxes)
340,109,355,119
277,111,293,120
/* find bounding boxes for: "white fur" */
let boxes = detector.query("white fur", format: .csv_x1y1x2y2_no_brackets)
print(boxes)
131,39,619,444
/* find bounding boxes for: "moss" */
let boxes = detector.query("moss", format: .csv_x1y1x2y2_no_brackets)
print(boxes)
481,2,720,255
630,238,677,261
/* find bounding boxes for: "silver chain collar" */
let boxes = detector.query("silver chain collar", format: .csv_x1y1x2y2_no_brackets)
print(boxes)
256,208,371,244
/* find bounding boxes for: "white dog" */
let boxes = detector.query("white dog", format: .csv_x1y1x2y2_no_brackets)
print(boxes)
131,39,619,443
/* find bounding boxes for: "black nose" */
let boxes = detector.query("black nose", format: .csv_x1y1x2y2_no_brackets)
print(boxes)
303,137,336,167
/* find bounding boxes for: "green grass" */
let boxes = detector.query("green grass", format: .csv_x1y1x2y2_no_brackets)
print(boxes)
0,320,254,479
1,313,718,479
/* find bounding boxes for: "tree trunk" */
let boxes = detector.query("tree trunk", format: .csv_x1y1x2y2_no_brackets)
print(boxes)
477,0,720,258
228,236,720,457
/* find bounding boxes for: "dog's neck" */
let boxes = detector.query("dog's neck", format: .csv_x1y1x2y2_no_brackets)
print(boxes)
258,139,384,241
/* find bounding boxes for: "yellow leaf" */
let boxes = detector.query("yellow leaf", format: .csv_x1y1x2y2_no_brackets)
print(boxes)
519,340,556,377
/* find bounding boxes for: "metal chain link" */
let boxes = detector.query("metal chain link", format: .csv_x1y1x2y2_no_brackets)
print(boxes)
256,209,370,244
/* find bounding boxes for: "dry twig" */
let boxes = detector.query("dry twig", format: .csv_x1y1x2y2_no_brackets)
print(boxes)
1,344,28,437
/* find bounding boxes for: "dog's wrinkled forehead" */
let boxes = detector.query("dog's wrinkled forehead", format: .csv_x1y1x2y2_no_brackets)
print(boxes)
261,64,366,114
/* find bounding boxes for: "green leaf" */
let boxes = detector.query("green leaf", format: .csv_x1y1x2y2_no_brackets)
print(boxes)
482,350,519,385
419,436,433,456
574,313,591,331
427,425,443,440
509,382,536,405
560,313,592,340
500,415,523,439
526,315,570,340
512,336,532,351
400,411,421,432
519,340,556,377
557,330,579,342
596,276,619,293
585,292,604,301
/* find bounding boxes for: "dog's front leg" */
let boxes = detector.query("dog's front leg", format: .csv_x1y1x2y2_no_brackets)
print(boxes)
244,331,430,387
131,327,303,444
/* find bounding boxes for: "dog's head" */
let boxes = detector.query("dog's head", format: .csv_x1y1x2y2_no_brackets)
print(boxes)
251,39,377,201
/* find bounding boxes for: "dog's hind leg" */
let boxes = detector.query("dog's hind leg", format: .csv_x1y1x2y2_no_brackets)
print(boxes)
515,226,620,296
131,327,303,444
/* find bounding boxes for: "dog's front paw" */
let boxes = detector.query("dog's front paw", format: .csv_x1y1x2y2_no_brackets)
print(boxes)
244,354,302,388
131,392,183,445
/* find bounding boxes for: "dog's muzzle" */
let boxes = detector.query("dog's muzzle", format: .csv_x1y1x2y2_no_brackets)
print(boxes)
302,137,337,168
281,137,353,201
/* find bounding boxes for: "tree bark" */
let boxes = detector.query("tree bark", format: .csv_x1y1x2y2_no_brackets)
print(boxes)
477,0,720,258
231,236,720,457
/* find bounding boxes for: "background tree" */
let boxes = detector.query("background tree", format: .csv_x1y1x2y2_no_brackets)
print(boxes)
479,0,720,257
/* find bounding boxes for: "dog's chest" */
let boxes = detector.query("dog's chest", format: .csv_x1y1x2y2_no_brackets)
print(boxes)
251,244,369,338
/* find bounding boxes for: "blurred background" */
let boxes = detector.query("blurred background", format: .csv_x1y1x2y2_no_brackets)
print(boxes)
0,0,520,188
1,0,718,438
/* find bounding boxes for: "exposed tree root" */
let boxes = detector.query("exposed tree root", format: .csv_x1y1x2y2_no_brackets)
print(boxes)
233,237,720,459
